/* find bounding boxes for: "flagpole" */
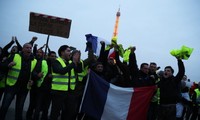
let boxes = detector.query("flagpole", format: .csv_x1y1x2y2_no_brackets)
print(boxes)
78,69,91,113
44,35,50,58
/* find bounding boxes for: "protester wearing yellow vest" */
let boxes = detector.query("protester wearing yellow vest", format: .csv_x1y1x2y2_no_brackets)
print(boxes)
50,45,81,120
0,43,37,120
147,62,159,120
33,51,57,120
191,83,200,120
30,58,48,120
0,70,6,102
0,61,6,102
61,49,92,120
0,47,5,102
26,48,49,120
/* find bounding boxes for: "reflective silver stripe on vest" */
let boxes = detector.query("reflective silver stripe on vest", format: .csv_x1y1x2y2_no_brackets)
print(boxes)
70,82,76,85
7,75,18,80
70,76,76,79
53,76,68,79
10,68,20,72
52,81,68,85
78,75,84,77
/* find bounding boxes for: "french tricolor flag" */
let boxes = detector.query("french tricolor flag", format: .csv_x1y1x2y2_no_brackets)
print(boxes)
79,70,156,120
85,34,111,57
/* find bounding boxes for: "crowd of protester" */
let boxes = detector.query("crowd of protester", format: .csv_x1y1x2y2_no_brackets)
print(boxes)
0,36,199,120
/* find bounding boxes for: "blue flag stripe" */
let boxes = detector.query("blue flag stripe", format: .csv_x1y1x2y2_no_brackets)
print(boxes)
81,70,110,120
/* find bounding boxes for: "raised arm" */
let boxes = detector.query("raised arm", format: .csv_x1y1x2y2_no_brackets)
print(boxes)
2,37,15,57
175,59,185,82
128,47,139,78
29,36,37,46
97,41,106,63
83,42,96,68
15,37,22,51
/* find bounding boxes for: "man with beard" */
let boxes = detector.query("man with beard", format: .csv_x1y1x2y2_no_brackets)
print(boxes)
49,45,80,120
33,51,57,120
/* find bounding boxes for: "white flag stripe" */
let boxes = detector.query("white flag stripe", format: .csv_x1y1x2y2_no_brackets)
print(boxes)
101,84,134,120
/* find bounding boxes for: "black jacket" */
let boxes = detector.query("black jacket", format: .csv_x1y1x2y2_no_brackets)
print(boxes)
2,53,36,88
129,52,155,87
158,59,185,104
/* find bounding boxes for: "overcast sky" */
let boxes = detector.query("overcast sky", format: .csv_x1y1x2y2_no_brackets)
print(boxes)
0,0,200,82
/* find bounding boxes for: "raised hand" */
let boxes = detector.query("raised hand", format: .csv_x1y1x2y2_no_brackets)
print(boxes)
32,36,38,42
72,51,81,65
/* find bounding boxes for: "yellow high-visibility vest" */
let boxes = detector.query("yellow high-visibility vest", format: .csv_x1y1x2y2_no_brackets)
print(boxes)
0,78,5,88
69,68,76,90
77,60,87,82
194,88,200,106
69,60,88,90
36,60,48,87
6,54,37,86
52,57,69,91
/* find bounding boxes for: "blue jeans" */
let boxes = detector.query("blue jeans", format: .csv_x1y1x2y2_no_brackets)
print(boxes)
0,85,28,120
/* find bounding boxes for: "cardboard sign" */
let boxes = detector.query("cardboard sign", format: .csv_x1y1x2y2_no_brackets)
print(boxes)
29,12,72,38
